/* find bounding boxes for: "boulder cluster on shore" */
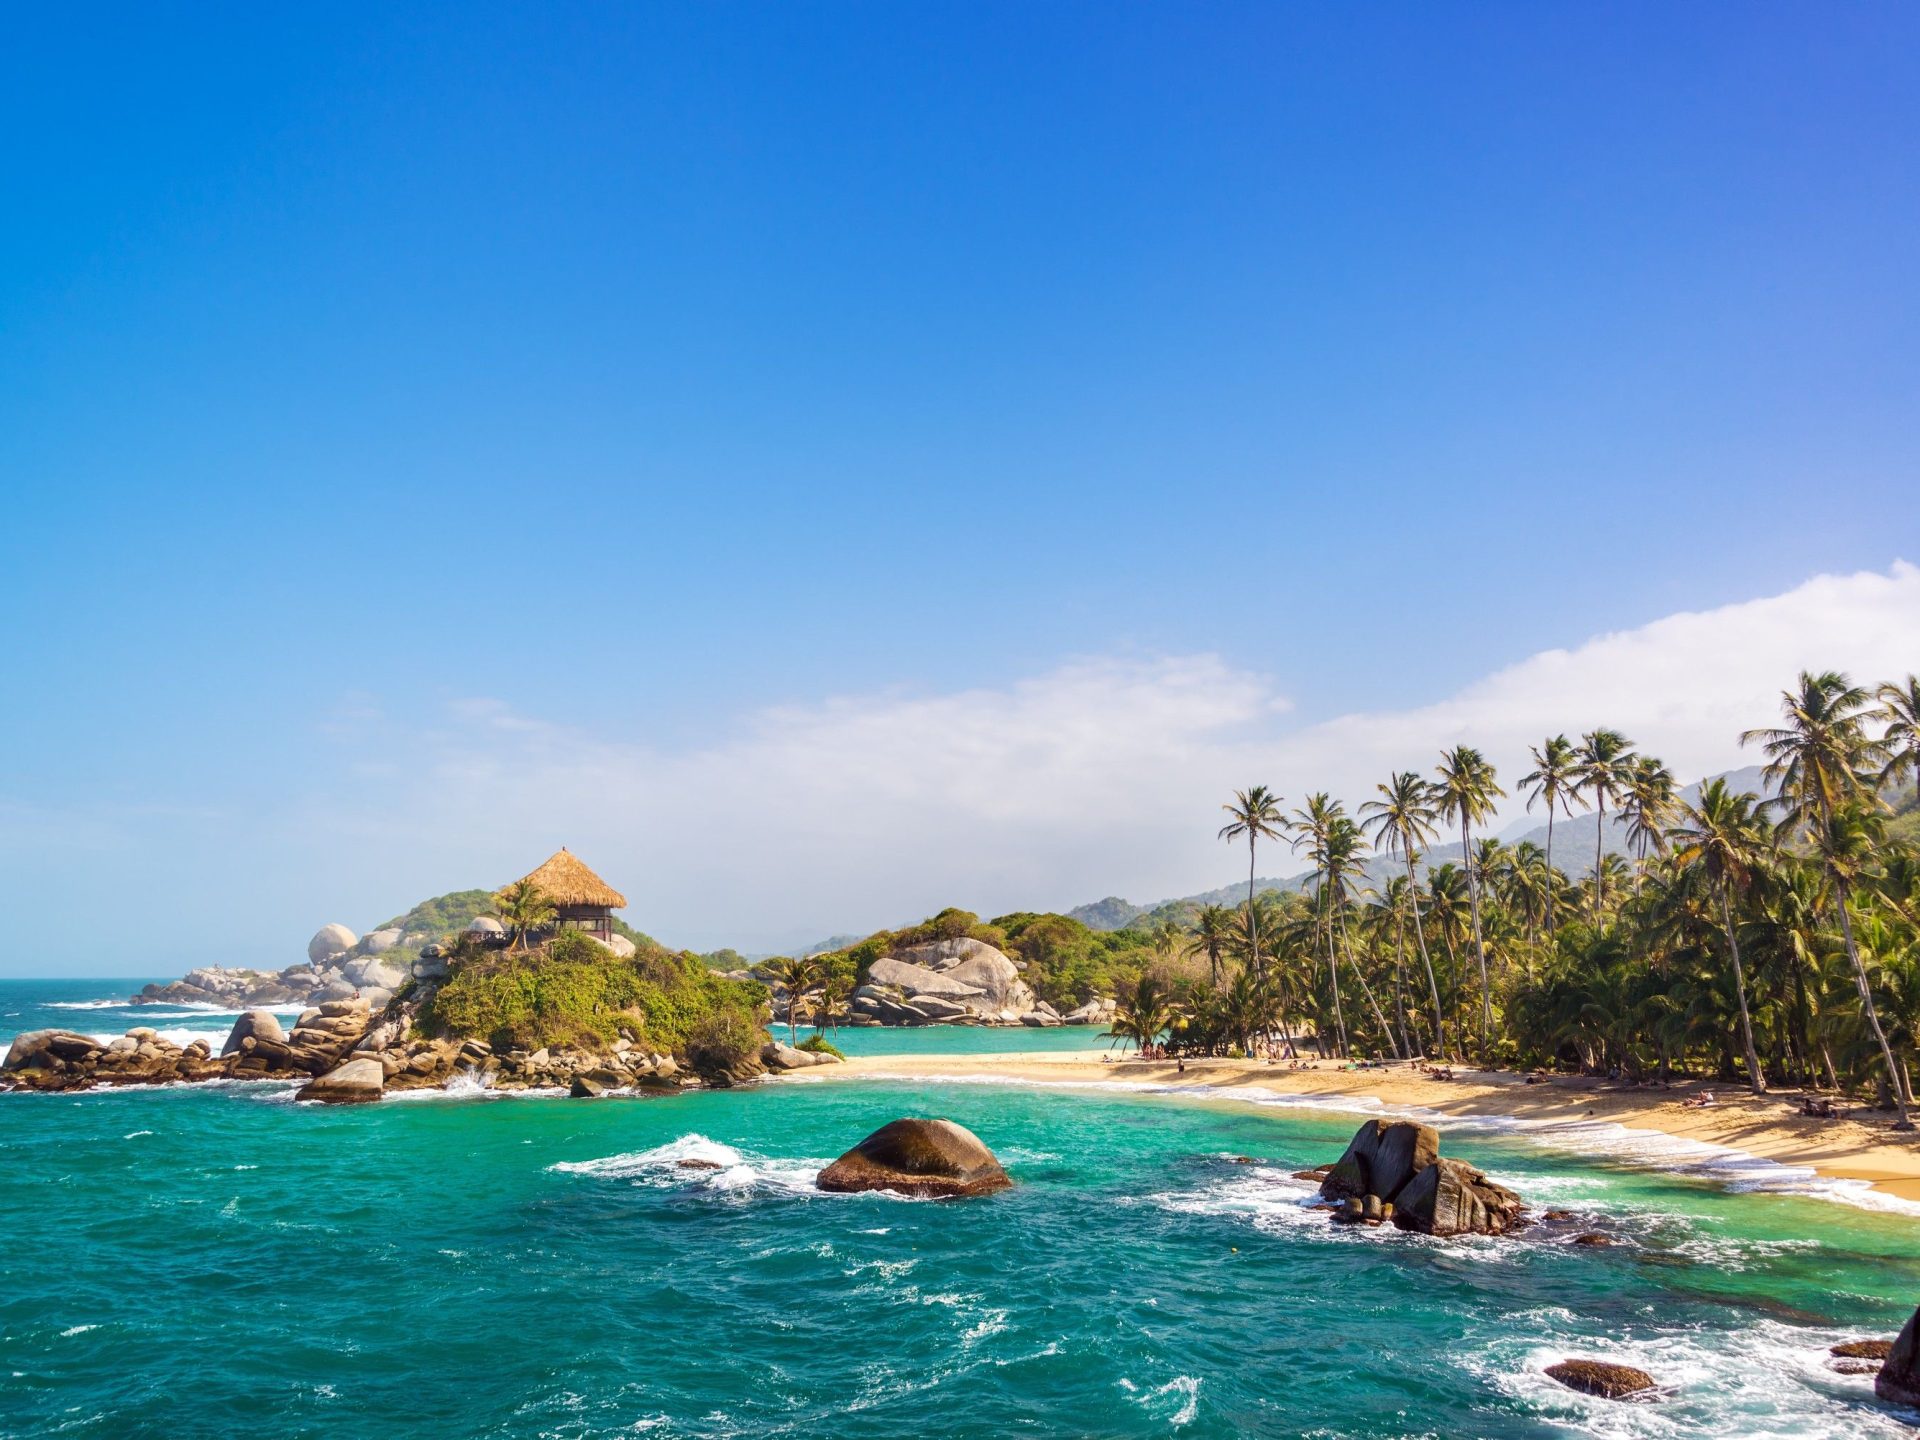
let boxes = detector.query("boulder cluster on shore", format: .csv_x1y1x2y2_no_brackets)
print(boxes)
757,937,1114,1029
2,999,841,1101
131,922,445,1012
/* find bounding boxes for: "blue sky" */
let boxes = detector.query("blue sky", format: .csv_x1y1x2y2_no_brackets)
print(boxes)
3,5,1918,973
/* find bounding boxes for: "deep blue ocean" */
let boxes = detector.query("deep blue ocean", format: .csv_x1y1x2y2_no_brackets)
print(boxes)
4,977,1919,1438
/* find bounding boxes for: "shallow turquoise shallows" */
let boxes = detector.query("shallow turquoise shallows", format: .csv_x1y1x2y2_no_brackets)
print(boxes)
4,979,1920,1438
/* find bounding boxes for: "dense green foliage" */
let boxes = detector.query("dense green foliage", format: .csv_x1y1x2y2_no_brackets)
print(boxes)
378,889,496,938
787,905,1169,1010
796,1034,845,1059
420,930,768,1055
1103,671,1920,1124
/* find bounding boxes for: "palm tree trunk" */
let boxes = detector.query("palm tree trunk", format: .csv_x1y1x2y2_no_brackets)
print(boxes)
1406,856,1446,1058
1337,912,1400,1059
1389,912,1414,1057
1718,887,1765,1095
1830,870,1913,1128
1592,802,1606,924
1544,806,1557,934
1322,901,1348,1055
1246,842,1260,982
1463,817,1494,1059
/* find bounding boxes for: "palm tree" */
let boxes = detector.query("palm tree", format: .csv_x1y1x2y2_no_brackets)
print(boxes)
1434,745,1505,1057
1519,736,1583,933
491,880,557,952
1619,754,1678,890
814,969,850,1038
1290,793,1351,1054
1667,778,1769,1094
758,955,823,1045
1361,771,1448,1057
1743,670,1909,1128
1576,729,1637,922
1105,973,1181,1054
1321,811,1401,1058
1189,904,1236,986
1877,675,1920,798
1219,785,1285,980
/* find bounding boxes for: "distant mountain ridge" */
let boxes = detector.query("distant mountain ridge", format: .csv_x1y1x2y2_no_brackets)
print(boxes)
1068,764,1774,932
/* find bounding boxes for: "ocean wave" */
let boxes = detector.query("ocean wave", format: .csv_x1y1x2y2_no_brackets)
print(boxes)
85,1028,229,1053
1465,1311,1913,1438
549,1133,838,1198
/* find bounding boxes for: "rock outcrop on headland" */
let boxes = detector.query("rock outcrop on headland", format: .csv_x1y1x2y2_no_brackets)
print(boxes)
844,938,1042,1026
1315,1119,1526,1236
816,1118,1012,1198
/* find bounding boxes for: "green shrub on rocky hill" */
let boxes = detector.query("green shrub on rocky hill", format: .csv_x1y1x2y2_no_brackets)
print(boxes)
419,931,768,1056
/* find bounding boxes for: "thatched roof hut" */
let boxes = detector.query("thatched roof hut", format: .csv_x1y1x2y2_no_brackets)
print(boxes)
508,848,627,943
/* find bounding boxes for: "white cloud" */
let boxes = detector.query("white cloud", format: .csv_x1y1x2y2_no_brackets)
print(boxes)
10,562,1913,969
295,561,1918,951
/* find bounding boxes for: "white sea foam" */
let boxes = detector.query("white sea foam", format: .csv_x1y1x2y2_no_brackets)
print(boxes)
59,1325,97,1338
122,1130,153,1139
1466,1311,1916,1438
1122,1375,1202,1428
46,1000,128,1011
549,1133,832,1198
869,1071,1920,1217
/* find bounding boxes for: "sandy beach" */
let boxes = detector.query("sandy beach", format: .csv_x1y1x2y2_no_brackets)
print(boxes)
831,1048,1920,1203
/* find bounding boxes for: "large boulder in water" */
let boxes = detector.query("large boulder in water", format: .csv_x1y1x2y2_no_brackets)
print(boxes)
295,1056,386,1104
1393,1156,1525,1237
1319,1119,1440,1203
308,923,358,964
1545,1359,1656,1399
816,1118,1012,1198
1876,1305,1920,1408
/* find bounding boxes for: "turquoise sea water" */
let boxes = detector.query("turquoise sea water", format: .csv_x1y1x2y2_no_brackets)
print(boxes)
4,979,1920,1438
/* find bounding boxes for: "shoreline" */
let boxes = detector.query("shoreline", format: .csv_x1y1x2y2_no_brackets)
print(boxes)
825,1048,1920,1206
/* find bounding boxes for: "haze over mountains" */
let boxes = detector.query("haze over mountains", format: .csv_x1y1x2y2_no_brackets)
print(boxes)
1065,764,1770,932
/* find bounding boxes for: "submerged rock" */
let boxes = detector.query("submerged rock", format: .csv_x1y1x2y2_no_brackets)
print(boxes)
1834,1338,1894,1360
1875,1306,1920,1408
1545,1359,1656,1399
816,1118,1011,1199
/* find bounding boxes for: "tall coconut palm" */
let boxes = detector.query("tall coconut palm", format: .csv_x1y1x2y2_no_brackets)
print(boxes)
1666,778,1769,1094
1518,735,1584,933
1434,745,1505,1057
1361,771,1448,1057
1743,671,1909,1128
1324,812,1401,1058
1576,729,1637,922
1620,754,1678,891
1189,904,1236,986
1877,675,1920,798
491,879,557,952
1219,786,1285,981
